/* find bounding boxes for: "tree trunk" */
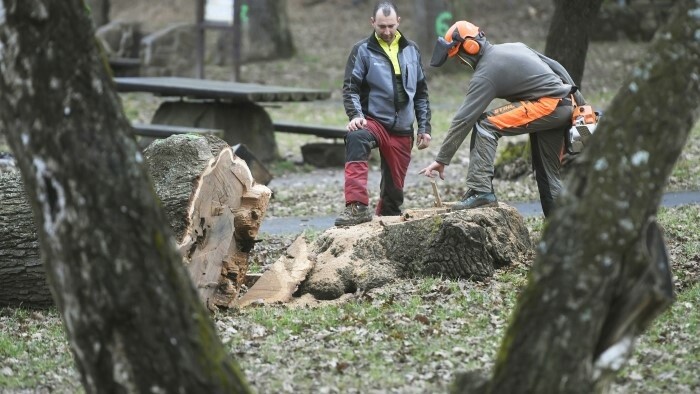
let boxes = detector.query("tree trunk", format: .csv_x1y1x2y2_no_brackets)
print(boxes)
0,1,251,392
457,1,699,392
215,0,295,66
412,0,452,68
544,0,604,87
0,171,51,308
85,0,110,28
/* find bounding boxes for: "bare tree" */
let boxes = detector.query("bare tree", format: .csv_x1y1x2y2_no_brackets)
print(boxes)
0,1,250,392
454,0,699,392
544,0,604,87
85,0,109,28
412,0,452,67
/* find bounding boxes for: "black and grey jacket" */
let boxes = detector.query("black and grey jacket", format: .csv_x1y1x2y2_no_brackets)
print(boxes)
342,32,431,136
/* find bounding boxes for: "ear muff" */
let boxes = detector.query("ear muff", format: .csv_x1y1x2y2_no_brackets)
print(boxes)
461,38,480,55
445,21,482,57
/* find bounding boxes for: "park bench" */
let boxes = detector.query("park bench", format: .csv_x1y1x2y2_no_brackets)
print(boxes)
109,57,142,77
114,76,332,164
272,120,347,140
272,121,347,167
131,123,224,139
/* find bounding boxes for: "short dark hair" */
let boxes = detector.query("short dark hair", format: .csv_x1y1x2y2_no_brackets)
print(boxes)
372,1,398,18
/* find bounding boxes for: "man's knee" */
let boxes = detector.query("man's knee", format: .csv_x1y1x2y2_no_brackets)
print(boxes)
345,130,373,162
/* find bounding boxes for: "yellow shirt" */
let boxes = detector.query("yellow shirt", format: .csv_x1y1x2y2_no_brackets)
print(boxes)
376,31,402,75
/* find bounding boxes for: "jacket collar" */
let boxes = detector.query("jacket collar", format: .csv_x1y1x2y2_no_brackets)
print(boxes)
368,30,408,51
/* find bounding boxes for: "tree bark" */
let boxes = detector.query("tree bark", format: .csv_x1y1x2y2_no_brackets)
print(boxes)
544,0,604,87
0,1,251,392
458,1,699,392
0,171,51,308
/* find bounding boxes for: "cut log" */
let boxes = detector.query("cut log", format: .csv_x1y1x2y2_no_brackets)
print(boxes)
237,203,534,305
0,134,271,309
0,171,52,308
144,134,271,310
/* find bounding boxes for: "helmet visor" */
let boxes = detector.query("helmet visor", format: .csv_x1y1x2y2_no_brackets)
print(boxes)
430,36,458,67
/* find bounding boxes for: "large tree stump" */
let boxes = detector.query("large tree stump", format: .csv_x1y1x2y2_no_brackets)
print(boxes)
238,204,534,304
0,135,270,309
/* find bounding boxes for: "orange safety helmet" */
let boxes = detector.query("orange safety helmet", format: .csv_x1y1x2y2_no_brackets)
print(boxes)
446,21,481,56
430,20,482,67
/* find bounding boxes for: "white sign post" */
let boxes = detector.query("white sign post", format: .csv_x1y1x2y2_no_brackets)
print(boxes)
205,0,234,25
196,0,240,79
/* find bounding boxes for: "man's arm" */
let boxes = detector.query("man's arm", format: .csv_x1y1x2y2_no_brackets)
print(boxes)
342,43,367,121
413,50,432,135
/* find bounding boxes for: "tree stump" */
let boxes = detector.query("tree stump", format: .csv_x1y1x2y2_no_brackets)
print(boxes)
0,135,271,309
238,203,534,304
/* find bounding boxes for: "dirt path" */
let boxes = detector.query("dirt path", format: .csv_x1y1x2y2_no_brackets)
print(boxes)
260,190,700,235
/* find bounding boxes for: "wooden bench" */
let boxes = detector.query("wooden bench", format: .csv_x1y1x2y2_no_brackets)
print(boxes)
273,121,346,139
109,57,141,77
272,121,348,167
131,123,224,139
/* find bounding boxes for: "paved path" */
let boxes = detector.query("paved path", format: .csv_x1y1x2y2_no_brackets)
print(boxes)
259,190,700,235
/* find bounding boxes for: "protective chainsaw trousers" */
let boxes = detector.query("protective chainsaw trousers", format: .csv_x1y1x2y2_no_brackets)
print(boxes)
467,97,573,217
343,118,412,216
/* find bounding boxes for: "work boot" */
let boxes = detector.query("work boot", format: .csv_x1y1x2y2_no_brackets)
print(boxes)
451,190,498,211
334,202,373,226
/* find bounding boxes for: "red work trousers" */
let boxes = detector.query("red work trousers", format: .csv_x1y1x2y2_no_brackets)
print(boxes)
343,118,412,216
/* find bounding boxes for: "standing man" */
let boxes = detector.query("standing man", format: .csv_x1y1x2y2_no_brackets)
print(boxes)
335,1,432,227
419,20,586,217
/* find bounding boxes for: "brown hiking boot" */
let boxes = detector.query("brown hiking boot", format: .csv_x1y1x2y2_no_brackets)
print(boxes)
334,202,373,226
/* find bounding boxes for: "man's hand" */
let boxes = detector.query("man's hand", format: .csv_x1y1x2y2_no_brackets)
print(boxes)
416,133,431,150
346,117,367,131
418,161,445,180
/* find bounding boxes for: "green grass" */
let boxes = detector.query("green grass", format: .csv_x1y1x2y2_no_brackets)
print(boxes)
618,283,700,390
225,277,511,392
669,122,700,191
0,308,79,392
2,200,699,393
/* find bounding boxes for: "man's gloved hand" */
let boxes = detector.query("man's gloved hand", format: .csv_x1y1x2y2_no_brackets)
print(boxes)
416,132,431,149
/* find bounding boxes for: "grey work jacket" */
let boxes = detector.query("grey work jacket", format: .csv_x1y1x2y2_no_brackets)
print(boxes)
436,42,586,165
342,32,431,136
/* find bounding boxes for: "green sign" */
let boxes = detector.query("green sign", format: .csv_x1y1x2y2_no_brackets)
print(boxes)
435,11,453,37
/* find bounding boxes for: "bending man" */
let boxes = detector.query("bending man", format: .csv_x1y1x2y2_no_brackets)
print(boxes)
419,20,586,217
